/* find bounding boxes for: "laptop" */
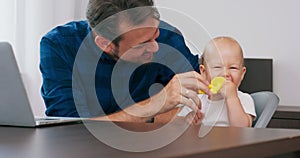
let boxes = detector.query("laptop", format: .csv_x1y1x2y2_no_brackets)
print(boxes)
0,42,86,127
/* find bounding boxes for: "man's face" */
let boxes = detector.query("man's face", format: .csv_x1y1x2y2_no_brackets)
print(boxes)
113,18,160,64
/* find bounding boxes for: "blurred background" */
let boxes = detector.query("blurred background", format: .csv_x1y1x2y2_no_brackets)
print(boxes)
0,0,299,116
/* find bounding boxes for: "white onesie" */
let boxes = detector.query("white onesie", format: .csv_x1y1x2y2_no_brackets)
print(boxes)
177,91,256,127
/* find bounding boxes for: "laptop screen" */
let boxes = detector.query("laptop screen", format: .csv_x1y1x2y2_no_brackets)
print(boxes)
0,42,36,126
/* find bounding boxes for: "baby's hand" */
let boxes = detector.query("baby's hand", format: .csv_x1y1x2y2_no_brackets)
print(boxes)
184,110,204,125
219,80,238,99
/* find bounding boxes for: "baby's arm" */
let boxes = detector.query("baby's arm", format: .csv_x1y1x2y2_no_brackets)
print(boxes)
221,80,253,127
226,96,253,127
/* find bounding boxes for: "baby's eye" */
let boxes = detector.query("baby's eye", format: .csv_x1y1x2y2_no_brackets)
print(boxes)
230,66,239,70
213,66,222,69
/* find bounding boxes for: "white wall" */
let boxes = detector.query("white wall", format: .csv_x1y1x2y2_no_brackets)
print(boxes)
156,0,300,106
0,0,89,116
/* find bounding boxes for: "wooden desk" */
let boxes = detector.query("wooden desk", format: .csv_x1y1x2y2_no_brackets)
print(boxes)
268,106,300,129
1,122,300,158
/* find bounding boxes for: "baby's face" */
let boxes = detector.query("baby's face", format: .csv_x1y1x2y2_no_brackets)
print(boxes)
201,41,246,88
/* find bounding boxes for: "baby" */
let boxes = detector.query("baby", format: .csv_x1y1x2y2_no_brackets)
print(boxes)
177,36,256,127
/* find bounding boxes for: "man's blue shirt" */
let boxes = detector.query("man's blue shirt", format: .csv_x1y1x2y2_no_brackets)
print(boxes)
40,20,199,117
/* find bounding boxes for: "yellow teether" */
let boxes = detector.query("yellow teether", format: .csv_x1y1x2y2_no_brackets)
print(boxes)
198,77,226,94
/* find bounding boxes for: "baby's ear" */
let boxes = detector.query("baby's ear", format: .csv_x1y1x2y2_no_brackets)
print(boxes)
240,66,247,81
200,64,206,75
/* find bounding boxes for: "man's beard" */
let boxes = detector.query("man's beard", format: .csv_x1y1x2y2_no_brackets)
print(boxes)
111,48,153,64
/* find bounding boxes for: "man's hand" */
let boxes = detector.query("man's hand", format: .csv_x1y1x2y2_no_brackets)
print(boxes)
153,71,211,115
91,71,211,123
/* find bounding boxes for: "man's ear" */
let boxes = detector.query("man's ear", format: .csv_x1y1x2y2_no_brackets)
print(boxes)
94,35,115,53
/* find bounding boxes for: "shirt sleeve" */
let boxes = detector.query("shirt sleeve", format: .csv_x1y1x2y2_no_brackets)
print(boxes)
155,20,200,86
238,91,257,119
40,36,83,117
